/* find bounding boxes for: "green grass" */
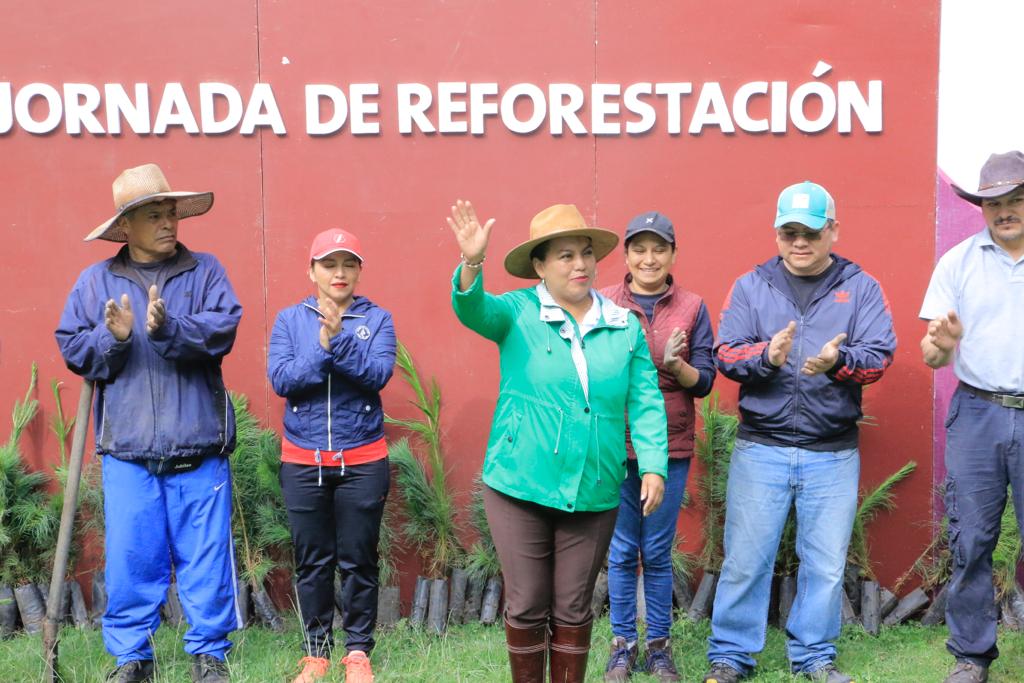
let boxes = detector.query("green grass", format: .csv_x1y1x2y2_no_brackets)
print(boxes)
1,616,1022,682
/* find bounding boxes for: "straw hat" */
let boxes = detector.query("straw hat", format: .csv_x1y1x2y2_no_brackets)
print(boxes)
85,163,214,242
503,204,618,279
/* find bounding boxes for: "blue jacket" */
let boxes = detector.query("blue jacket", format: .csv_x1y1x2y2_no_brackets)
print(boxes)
714,255,896,450
55,245,242,461
267,295,396,451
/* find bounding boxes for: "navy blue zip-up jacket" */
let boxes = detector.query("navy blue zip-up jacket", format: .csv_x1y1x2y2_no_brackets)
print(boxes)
55,245,242,460
267,295,396,451
714,255,896,450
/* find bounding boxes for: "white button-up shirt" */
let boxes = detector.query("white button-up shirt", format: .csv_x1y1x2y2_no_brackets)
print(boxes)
919,227,1024,392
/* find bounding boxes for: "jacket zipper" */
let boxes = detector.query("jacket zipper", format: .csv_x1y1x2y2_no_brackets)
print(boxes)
553,408,564,454
219,391,231,454
793,315,804,437
96,395,106,449
327,374,333,451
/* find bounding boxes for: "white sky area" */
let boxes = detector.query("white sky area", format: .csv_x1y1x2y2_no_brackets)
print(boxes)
938,0,1024,189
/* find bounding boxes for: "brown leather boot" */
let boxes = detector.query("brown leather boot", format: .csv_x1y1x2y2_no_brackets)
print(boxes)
505,616,548,683
550,619,593,683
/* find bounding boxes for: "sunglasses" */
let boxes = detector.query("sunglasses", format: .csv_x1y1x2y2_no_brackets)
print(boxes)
777,223,833,242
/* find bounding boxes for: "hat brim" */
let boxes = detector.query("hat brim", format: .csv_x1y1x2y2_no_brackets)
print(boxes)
624,228,675,245
774,211,829,230
951,182,1022,207
84,191,214,242
503,227,619,279
312,247,364,262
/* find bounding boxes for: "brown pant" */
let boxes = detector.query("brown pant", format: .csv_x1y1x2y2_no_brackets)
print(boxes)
484,486,618,630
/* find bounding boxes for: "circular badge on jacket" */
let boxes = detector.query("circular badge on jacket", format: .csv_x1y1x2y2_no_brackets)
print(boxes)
355,325,371,340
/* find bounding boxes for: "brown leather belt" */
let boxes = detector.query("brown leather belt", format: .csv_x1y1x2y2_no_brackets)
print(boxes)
960,382,1024,410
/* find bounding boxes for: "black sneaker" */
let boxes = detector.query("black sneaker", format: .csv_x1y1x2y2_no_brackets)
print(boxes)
803,663,853,683
106,659,154,683
643,638,680,682
191,654,230,682
703,662,743,683
603,636,638,681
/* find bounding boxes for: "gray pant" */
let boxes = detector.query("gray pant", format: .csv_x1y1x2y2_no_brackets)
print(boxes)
484,486,617,630
944,385,1024,665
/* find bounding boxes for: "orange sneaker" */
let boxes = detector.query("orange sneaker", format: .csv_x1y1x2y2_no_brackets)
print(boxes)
291,656,329,683
341,650,374,683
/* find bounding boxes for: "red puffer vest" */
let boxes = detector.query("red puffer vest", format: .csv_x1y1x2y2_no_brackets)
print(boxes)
601,276,702,459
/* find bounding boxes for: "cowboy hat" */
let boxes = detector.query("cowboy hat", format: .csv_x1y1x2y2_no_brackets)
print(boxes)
952,150,1024,206
503,204,618,279
85,163,214,241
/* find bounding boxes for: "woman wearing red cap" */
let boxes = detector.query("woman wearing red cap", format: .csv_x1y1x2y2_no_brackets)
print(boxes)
267,228,396,683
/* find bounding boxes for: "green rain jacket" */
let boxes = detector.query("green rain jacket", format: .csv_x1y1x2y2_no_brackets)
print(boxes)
451,266,668,512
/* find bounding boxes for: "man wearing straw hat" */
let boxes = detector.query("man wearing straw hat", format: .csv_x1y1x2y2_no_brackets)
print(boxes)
56,164,243,683
920,151,1024,683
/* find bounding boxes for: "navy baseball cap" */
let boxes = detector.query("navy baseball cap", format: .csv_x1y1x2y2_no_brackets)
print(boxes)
624,211,675,245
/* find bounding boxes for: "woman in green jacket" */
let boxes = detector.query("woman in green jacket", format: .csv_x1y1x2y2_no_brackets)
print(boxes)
448,200,669,683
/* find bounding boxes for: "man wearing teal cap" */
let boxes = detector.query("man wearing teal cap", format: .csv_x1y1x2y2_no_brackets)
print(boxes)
703,181,896,683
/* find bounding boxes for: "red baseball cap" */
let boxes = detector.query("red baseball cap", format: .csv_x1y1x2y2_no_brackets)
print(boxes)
309,228,364,262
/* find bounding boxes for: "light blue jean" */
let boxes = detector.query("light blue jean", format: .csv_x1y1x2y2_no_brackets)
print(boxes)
706,439,859,675
608,458,691,642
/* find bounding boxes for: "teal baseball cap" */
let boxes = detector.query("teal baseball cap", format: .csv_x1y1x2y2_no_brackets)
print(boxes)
774,181,836,230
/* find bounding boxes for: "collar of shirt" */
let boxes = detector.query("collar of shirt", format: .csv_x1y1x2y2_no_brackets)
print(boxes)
976,226,1024,265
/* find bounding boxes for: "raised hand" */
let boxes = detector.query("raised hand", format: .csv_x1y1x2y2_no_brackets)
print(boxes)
767,321,797,368
663,327,688,373
446,199,495,265
104,294,133,341
927,310,963,352
802,332,848,376
146,285,166,335
318,297,343,351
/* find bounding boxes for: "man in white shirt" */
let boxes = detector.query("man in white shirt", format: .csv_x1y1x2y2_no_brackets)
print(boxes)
920,150,1024,683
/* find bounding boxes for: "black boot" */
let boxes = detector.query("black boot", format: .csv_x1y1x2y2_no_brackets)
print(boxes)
106,659,154,683
191,654,230,682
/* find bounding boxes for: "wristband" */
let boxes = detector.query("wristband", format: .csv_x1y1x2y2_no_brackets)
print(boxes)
461,253,485,269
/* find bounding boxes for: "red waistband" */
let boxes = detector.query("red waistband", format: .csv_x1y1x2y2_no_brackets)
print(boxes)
280,436,388,467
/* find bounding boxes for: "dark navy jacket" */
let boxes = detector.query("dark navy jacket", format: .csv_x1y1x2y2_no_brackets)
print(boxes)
55,245,242,460
267,295,396,451
714,255,896,450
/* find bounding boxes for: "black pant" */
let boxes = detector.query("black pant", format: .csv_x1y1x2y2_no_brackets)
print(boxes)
280,458,389,656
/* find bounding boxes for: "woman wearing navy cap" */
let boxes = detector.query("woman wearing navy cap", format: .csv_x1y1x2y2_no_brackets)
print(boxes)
267,228,396,683
600,212,717,682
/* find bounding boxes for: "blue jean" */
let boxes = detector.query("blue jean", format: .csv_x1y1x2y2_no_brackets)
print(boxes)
707,439,859,675
608,458,690,641
102,455,241,665
943,387,1024,666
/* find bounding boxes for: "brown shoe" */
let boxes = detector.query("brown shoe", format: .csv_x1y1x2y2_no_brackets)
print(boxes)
944,661,989,683
603,636,637,681
643,638,680,682
550,618,593,683
505,616,548,683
